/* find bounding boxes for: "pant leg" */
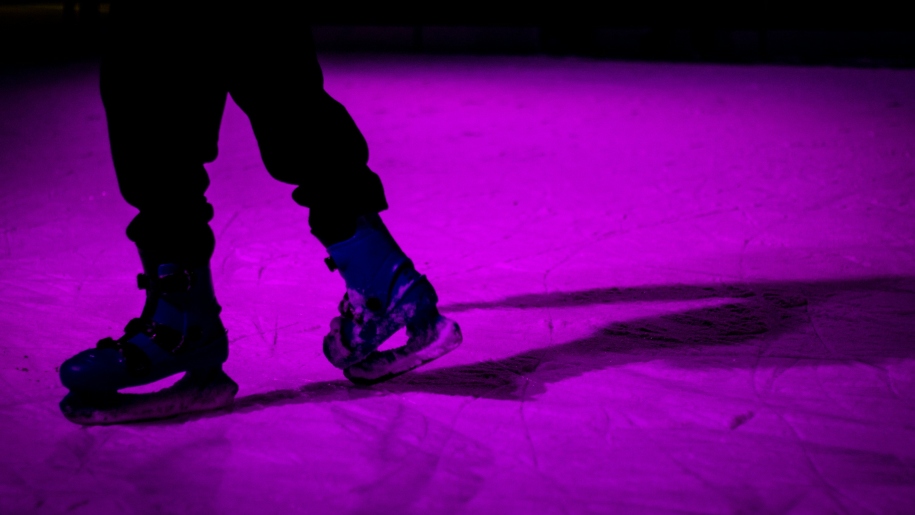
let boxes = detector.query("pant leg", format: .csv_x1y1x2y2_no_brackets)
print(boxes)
101,0,228,263
223,3,387,245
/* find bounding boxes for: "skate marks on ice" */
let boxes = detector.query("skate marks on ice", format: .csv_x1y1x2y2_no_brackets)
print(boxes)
209,275,915,417
40,427,232,513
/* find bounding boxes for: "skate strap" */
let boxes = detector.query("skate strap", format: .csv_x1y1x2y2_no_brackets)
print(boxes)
125,318,200,354
96,336,152,377
96,318,201,376
137,269,192,293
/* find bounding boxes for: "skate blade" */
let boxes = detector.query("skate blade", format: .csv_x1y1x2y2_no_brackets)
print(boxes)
344,316,462,386
60,368,239,425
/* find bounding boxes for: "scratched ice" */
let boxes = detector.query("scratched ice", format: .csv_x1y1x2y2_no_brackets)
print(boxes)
1,55,915,513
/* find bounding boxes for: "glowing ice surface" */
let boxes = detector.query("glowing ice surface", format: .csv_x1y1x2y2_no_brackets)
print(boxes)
1,55,915,513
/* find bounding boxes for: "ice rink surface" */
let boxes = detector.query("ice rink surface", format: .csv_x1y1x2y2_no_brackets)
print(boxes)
1,54,915,514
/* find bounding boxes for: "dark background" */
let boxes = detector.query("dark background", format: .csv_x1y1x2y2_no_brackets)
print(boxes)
1,1,914,67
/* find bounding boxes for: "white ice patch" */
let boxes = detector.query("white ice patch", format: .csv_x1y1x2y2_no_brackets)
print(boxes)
119,372,183,394
376,327,409,352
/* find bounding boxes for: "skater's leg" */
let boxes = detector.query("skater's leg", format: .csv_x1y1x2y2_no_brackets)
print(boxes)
102,0,228,262
224,4,387,245
58,2,237,424
225,4,459,383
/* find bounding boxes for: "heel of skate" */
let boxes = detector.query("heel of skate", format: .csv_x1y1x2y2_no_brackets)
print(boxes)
60,365,238,425
343,315,462,385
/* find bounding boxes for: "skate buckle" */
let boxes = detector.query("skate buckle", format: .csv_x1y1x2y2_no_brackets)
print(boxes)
136,268,193,292
146,321,194,354
158,268,192,292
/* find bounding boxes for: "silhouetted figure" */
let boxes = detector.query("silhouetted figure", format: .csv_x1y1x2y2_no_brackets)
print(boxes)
58,1,461,425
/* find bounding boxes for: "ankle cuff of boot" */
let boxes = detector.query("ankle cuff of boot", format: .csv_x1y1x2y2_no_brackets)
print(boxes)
326,216,412,298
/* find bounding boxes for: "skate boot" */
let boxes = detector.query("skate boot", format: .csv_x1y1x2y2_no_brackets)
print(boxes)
58,251,237,425
323,215,462,384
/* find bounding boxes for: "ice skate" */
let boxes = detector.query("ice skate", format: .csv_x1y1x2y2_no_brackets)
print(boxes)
58,252,237,425
322,215,462,383
60,366,237,425
344,312,462,385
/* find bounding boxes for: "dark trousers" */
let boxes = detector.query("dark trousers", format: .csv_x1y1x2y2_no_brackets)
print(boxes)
102,1,387,263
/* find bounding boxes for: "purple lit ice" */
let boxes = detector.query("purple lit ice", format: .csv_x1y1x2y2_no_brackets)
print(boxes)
1,54,914,513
